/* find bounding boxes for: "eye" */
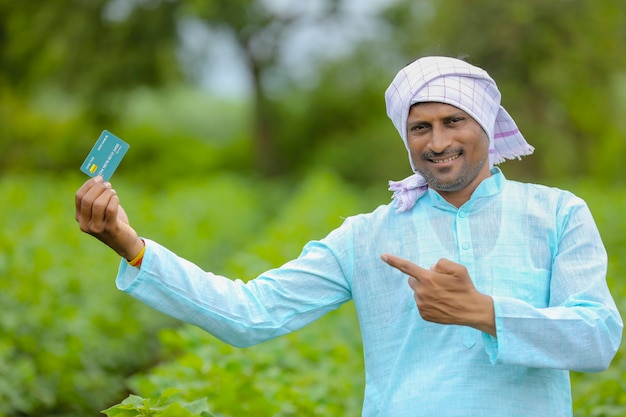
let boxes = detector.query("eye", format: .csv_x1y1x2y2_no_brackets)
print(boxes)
408,123,429,132
445,116,465,125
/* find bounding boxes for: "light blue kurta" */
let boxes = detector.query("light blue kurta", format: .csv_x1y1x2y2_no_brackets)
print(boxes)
116,168,622,416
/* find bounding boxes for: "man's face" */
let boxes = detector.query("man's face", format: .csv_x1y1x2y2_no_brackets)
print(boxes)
406,102,491,199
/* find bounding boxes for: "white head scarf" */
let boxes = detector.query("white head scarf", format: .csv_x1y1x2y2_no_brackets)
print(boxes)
385,56,534,212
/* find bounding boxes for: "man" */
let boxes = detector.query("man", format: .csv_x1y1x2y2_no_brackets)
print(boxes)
76,56,623,416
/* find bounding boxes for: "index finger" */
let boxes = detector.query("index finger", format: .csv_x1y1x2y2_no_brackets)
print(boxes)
75,176,106,220
75,176,103,203
381,253,429,277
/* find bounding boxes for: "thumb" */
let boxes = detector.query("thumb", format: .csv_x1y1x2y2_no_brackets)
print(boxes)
117,203,130,224
430,258,464,275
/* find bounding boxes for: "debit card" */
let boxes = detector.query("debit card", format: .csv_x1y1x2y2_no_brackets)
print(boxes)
80,130,129,181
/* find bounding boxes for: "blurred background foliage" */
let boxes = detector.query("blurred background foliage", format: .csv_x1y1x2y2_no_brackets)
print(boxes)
2,0,624,183
1,0,625,415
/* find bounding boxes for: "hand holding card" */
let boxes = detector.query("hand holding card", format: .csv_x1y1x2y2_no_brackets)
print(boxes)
76,131,142,262
80,130,129,181
75,175,144,262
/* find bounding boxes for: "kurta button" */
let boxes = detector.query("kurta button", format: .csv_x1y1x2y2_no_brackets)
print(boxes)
462,242,470,250
458,211,467,218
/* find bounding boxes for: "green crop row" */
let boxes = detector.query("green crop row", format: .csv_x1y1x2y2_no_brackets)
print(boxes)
0,174,174,416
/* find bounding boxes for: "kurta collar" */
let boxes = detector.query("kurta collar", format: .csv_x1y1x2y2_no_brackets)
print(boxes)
423,167,505,211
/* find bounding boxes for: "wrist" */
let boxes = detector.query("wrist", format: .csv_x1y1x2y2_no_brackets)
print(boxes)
124,238,146,265
468,294,496,336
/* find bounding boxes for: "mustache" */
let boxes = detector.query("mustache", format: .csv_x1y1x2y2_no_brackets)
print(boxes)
422,148,463,160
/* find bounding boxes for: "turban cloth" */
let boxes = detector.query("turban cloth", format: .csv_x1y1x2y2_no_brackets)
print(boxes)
384,56,534,212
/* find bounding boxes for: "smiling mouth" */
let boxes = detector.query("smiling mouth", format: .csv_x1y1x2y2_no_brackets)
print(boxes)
431,154,460,164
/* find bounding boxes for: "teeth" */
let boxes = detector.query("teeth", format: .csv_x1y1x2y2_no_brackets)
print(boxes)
433,155,459,163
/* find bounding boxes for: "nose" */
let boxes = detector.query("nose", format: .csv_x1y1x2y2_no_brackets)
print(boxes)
429,125,452,153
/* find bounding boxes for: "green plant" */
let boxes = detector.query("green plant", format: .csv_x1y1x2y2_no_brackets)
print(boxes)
102,388,221,417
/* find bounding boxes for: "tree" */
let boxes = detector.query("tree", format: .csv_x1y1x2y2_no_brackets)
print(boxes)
0,0,182,121
0,0,368,177
179,0,348,175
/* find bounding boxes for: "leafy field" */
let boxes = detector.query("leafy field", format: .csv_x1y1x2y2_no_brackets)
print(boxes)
567,181,626,416
0,174,177,416
1,172,624,416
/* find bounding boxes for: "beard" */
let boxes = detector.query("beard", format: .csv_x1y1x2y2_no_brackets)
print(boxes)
414,151,489,193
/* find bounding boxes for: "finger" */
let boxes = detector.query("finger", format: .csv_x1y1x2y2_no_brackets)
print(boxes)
90,186,117,228
117,202,130,224
104,192,121,226
381,253,428,277
77,182,115,233
430,258,467,276
78,179,108,222
75,176,103,221
407,275,420,291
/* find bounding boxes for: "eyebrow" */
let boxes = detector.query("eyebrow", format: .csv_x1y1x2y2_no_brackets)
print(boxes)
442,111,468,121
406,110,468,125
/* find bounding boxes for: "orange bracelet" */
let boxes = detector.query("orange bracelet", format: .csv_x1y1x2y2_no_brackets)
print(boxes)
128,240,146,267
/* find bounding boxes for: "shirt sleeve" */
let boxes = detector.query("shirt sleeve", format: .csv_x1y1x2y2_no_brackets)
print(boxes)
116,235,353,348
483,197,623,372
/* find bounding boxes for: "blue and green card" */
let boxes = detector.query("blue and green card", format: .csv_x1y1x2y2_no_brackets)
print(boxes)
80,130,129,181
